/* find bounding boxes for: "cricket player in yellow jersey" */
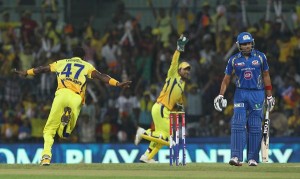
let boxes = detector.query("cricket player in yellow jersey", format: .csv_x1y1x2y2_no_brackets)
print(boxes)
134,35,190,163
14,47,131,166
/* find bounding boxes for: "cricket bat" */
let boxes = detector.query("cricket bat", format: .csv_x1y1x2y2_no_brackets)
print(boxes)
261,110,270,162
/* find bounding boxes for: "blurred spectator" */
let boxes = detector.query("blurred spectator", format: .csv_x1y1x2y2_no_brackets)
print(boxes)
199,34,216,67
115,88,139,125
288,107,300,136
112,1,131,30
215,26,233,55
211,5,227,35
134,47,153,87
0,11,20,45
155,47,172,83
91,31,109,64
0,44,17,77
4,75,21,106
20,10,38,45
185,83,203,123
42,0,59,12
82,37,97,66
149,0,173,47
30,106,47,142
19,43,35,71
270,112,289,136
117,112,135,143
96,109,118,143
1,112,19,143
101,36,121,73
78,113,96,143
115,87,139,142
226,1,243,36
175,6,195,35
281,77,300,116
81,95,97,123
195,1,211,33
119,17,135,47
138,91,154,129
18,119,31,142
276,34,294,64
149,84,159,101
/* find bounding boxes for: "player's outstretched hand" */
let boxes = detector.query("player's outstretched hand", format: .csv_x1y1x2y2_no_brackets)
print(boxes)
12,68,27,77
177,35,189,52
117,81,132,88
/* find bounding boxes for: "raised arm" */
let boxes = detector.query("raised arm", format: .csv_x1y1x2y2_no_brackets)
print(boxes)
167,35,189,77
13,65,51,77
91,70,131,88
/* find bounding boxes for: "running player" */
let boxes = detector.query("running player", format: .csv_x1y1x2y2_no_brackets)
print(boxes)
14,47,131,166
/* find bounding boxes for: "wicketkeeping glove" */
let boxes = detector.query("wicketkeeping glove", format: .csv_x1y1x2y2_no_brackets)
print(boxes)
175,103,184,112
177,35,189,52
214,95,227,112
266,96,275,112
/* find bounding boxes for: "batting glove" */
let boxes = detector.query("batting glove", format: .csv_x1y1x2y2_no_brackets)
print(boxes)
177,35,189,52
266,96,275,112
214,95,227,112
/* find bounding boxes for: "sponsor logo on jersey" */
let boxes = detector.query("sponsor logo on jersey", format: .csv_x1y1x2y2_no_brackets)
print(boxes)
235,62,245,67
234,103,244,108
241,67,255,71
252,60,259,66
254,103,262,110
244,71,252,80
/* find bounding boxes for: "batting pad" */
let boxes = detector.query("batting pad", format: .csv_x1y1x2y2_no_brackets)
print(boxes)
247,113,262,162
231,112,246,161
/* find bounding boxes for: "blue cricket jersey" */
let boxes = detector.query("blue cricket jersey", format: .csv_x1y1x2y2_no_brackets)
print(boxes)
225,50,269,90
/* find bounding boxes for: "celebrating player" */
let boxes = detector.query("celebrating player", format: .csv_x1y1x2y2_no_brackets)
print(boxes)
134,35,190,163
214,32,275,166
14,47,131,166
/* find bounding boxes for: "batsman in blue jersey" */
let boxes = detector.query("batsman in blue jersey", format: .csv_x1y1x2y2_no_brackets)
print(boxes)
214,32,275,166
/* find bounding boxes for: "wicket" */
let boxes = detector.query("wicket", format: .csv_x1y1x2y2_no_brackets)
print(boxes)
169,111,186,166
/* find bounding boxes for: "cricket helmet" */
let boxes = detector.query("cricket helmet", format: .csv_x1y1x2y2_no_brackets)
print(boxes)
236,32,255,52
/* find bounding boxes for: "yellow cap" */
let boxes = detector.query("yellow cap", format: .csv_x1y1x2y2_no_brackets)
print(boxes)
178,62,191,69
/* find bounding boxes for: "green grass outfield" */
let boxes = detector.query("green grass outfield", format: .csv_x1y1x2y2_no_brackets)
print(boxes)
0,163,299,179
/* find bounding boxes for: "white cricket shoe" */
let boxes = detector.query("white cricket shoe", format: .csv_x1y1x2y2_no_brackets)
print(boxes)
134,127,145,145
139,154,158,163
229,157,242,166
248,159,258,166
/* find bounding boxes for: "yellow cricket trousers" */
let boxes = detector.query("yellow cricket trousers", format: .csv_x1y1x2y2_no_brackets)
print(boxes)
41,88,82,158
145,102,171,154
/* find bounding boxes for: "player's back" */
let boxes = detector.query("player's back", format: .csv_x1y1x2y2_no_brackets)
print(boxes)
50,57,96,97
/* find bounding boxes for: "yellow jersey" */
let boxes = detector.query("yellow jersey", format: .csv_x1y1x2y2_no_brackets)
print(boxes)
49,57,96,104
157,51,185,110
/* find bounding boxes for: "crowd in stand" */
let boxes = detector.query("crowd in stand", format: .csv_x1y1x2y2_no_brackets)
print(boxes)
0,0,300,144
